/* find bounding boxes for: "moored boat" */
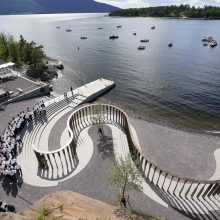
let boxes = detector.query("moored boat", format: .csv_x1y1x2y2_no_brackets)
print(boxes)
98,27,103,30
168,43,173,47
56,26,60,29
201,36,214,42
80,36,87,40
117,25,122,28
138,46,146,50
151,26,155,30
210,40,217,47
66,29,72,32
140,39,149,43
109,35,119,39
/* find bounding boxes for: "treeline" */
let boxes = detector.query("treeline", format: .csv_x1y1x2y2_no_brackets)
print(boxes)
0,33,44,66
0,33,58,81
109,5,220,19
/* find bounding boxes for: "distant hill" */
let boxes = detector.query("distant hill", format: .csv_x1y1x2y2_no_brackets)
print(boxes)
0,0,119,15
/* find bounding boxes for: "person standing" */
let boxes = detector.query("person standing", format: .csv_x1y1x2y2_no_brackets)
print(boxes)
71,86,73,95
16,134,22,146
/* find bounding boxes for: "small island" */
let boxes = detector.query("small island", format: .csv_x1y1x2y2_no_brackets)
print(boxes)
0,33,63,81
109,5,220,19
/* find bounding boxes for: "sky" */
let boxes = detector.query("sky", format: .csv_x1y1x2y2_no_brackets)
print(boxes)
95,0,220,9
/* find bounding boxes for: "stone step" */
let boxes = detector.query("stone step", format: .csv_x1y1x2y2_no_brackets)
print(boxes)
21,95,77,146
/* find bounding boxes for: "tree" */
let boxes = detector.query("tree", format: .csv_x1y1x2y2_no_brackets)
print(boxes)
108,155,143,207
0,33,9,60
92,103,104,135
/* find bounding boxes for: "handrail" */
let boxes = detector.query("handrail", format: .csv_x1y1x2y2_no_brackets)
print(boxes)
33,104,220,189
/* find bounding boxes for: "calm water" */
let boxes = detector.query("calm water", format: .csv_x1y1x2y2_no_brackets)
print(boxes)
0,13,220,131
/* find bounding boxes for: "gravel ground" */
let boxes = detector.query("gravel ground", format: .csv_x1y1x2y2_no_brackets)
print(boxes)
130,117,220,180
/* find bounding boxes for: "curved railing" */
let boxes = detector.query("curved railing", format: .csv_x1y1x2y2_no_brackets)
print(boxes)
33,104,220,199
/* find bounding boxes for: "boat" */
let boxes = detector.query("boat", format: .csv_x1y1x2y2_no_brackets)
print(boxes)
140,39,149,43
168,43,173,47
54,61,64,70
98,27,103,30
80,36,87,40
109,35,119,39
203,42,208,46
116,25,122,28
201,36,213,42
66,29,72,32
138,46,146,50
151,26,155,30
133,32,137,35
210,40,217,47
56,26,60,29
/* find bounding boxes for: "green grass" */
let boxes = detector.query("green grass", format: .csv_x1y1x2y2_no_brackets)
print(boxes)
36,207,53,220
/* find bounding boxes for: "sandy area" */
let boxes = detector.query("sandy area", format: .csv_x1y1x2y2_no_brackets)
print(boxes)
21,191,121,220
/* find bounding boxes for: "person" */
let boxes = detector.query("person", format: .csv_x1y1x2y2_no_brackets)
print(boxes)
41,101,46,114
71,86,73,95
27,108,33,121
16,134,22,146
33,107,37,117
15,163,22,176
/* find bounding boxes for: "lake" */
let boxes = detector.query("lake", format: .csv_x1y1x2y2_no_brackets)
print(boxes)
0,13,220,131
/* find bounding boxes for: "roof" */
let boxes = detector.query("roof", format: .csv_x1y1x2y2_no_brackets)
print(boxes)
0,62,15,69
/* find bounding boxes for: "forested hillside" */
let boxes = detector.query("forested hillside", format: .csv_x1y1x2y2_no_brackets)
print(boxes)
109,5,220,19
0,0,119,14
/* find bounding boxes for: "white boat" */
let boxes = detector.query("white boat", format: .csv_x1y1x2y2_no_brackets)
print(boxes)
140,39,149,43
210,40,217,47
201,36,213,42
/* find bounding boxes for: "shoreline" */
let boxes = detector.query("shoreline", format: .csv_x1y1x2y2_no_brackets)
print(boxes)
128,110,220,137
98,99,220,137
109,15,220,20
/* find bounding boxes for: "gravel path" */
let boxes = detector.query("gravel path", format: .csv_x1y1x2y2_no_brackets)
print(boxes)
130,117,220,180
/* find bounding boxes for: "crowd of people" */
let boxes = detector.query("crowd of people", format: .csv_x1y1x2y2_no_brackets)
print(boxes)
0,101,46,179
0,68,18,83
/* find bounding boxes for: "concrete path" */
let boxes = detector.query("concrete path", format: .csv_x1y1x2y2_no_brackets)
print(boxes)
108,124,168,208
17,79,115,186
18,125,94,187
210,148,220,180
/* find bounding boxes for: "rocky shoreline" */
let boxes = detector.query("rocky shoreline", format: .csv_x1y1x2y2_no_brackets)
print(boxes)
20,56,64,82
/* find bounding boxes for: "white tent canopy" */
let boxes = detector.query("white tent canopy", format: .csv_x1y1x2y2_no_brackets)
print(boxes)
0,62,15,69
